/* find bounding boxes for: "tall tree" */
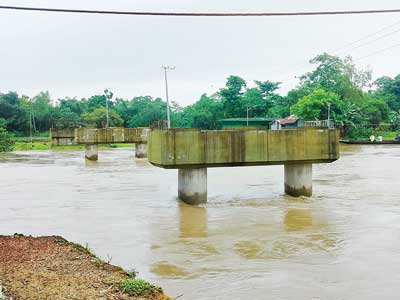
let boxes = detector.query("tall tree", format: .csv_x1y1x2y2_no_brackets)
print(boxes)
219,75,246,117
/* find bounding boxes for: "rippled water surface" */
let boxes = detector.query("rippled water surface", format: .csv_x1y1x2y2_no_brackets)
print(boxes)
1,145,400,299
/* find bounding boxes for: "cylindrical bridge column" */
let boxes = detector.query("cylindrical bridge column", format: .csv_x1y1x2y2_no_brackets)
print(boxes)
85,144,98,161
135,143,148,158
284,163,312,197
178,168,207,205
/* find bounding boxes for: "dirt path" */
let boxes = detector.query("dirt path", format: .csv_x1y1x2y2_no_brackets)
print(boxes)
0,235,169,300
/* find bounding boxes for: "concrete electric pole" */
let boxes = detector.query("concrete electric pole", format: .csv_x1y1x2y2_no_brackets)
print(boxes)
162,65,175,128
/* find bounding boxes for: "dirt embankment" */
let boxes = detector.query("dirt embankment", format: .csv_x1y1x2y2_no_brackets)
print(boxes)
0,235,169,300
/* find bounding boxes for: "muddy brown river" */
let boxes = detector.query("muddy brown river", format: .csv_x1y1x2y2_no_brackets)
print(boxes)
1,145,400,299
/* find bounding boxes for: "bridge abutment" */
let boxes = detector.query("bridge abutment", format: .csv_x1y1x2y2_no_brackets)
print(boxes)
85,144,98,161
178,168,207,205
284,163,312,197
135,143,148,158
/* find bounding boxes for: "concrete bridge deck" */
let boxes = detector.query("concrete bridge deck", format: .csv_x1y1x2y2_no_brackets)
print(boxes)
74,127,150,159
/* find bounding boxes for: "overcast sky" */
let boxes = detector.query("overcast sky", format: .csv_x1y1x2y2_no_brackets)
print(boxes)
1,0,399,106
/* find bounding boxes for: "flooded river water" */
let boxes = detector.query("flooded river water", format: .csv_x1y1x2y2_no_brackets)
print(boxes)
1,145,400,299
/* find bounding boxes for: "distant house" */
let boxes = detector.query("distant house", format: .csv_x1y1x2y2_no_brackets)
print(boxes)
220,118,272,130
271,115,305,130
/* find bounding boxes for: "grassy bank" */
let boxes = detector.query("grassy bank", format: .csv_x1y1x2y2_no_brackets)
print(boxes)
13,141,135,151
343,131,398,141
0,235,169,300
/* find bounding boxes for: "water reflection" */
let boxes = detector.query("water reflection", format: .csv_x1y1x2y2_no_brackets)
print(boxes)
234,205,339,260
284,208,313,231
150,261,190,278
179,203,208,238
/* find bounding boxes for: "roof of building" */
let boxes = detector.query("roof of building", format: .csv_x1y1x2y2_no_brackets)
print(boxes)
220,118,273,122
277,115,299,125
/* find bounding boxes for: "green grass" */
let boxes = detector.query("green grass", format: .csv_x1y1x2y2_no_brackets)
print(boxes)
12,141,135,151
116,278,162,297
343,131,398,141
375,131,397,140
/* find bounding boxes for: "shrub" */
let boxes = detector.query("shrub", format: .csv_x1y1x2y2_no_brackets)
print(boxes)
117,278,162,297
0,128,14,152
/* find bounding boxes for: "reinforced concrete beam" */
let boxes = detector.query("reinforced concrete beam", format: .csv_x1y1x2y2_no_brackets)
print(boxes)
148,128,339,169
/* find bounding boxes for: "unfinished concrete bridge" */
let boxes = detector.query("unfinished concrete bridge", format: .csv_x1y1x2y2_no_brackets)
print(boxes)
51,127,151,159
62,127,340,204
148,127,339,204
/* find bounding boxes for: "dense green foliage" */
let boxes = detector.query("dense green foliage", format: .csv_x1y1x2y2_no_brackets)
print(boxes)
0,53,399,141
0,128,14,152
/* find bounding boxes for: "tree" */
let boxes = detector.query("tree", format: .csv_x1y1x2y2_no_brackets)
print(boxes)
219,75,246,117
373,75,400,111
300,53,369,103
31,91,52,132
332,102,362,136
389,110,400,130
361,96,390,126
125,96,168,127
0,128,14,152
179,94,223,129
291,88,341,120
81,107,123,128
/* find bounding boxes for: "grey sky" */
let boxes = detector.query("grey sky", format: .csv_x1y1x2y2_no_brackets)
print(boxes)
1,0,399,106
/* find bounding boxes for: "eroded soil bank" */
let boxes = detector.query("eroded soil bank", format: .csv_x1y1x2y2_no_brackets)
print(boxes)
0,235,169,300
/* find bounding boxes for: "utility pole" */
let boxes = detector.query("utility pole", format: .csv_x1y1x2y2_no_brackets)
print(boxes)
162,65,175,128
327,103,331,128
29,99,33,148
246,105,255,126
104,89,111,128
246,106,251,126
105,97,109,128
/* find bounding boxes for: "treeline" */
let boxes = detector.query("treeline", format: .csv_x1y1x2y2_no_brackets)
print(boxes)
1,53,400,139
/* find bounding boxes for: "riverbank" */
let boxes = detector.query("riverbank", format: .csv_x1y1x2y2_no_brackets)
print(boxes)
0,235,169,300
13,141,134,151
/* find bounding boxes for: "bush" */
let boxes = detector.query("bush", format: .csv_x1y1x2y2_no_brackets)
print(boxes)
0,128,15,152
117,278,162,297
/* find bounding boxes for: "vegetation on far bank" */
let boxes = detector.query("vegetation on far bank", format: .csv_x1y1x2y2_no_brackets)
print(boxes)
11,141,134,151
1,52,400,153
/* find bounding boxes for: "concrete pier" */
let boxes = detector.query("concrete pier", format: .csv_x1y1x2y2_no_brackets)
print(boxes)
178,168,207,205
85,144,98,161
284,163,312,197
135,128,151,158
135,143,148,158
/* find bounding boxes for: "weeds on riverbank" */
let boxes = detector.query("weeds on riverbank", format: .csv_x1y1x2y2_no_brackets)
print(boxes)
117,278,163,298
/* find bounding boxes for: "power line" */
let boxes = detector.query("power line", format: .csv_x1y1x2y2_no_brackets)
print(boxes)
332,19,400,53
1,5,400,17
274,19,400,82
355,42,400,61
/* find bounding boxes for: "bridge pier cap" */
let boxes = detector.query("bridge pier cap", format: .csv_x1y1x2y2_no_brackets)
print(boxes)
75,127,151,145
148,127,339,169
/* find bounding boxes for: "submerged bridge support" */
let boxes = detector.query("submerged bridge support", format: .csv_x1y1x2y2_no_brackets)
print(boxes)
284,163,312,197
178,168,208,205
75,127,151,161
148,128,339,205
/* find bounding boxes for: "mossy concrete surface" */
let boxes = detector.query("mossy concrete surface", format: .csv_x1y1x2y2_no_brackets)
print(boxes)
50,129,76,146
148,128,340,169
75,127,150,144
